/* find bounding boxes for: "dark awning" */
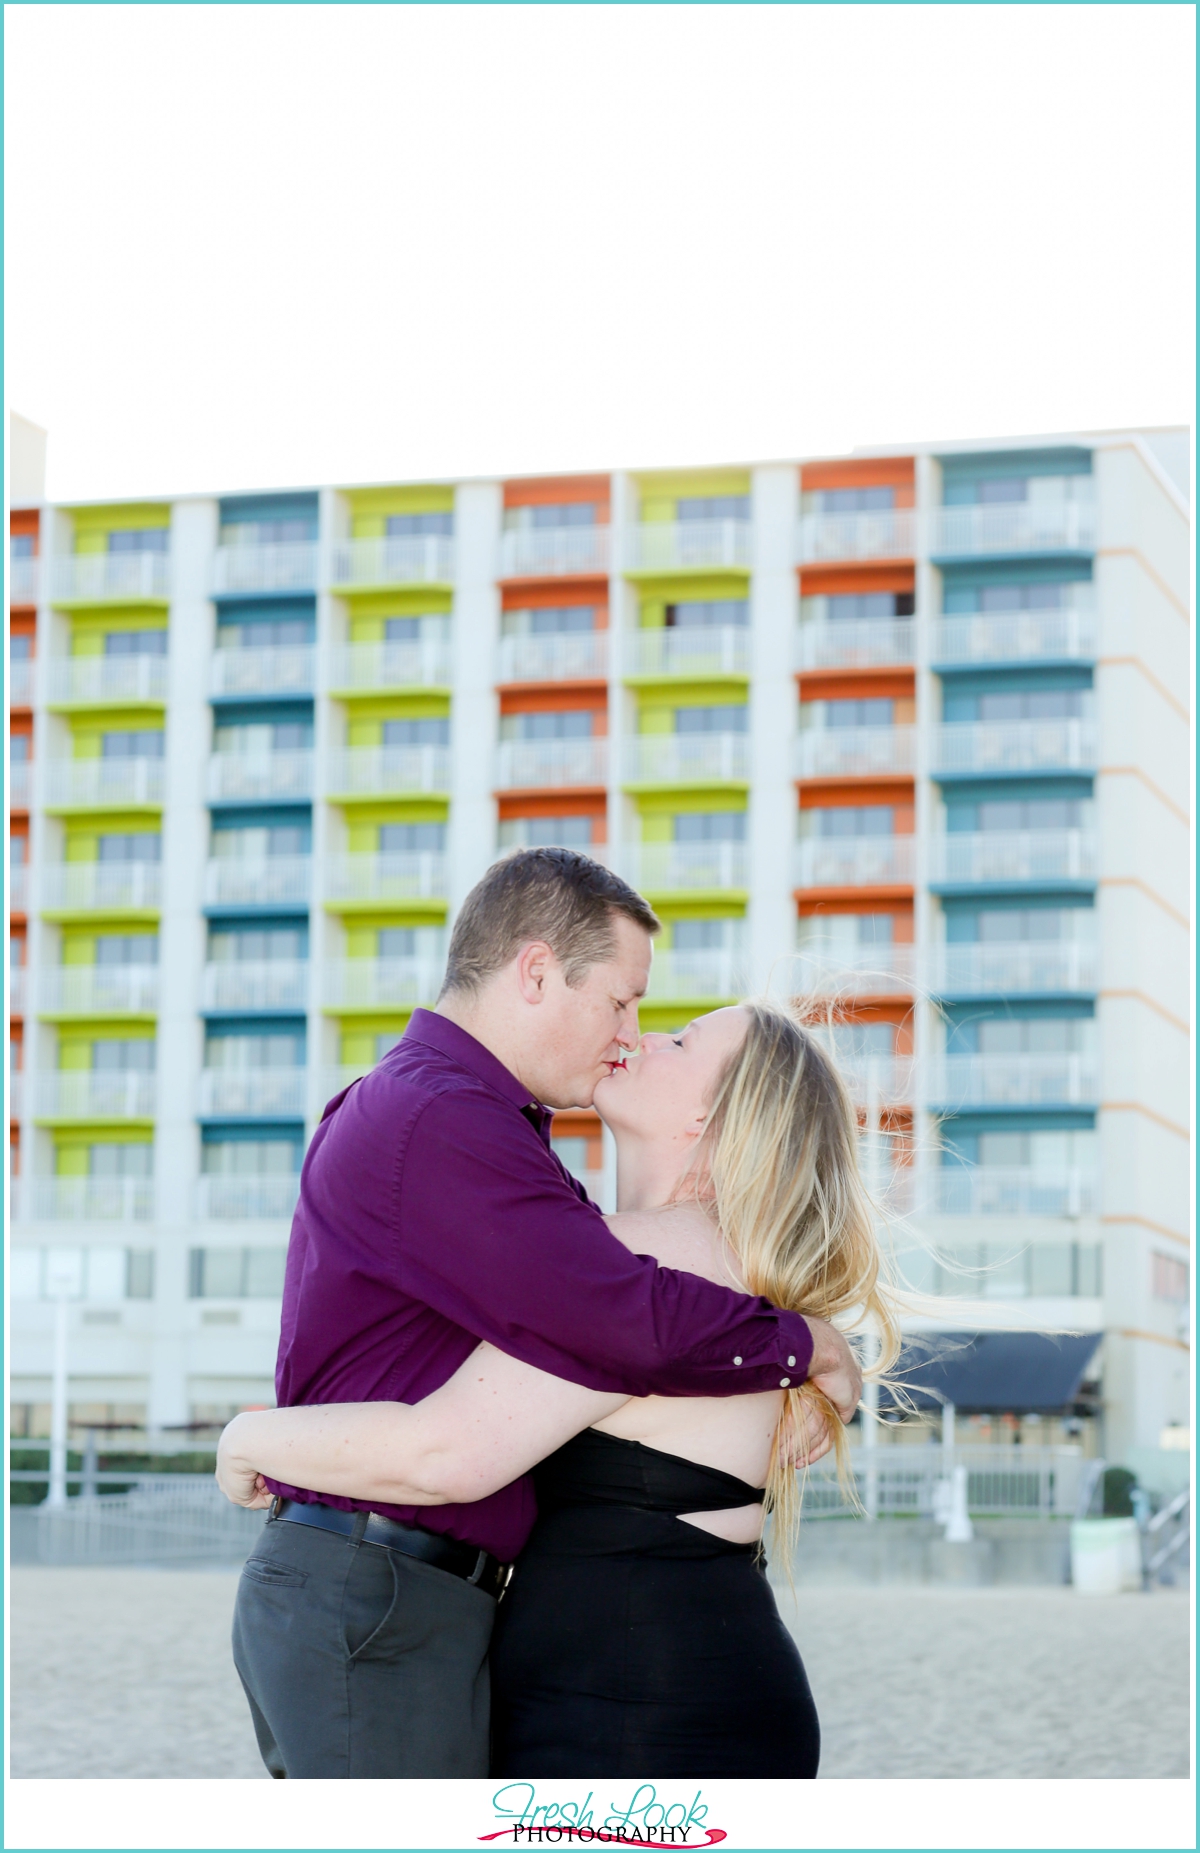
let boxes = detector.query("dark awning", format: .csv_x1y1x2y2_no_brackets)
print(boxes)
885,1330,1103,1415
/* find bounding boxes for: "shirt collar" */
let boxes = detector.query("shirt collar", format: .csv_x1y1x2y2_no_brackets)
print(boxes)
403,1008,552,1135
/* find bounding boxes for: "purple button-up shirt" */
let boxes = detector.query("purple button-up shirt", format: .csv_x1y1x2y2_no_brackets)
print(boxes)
267,1009,814,1560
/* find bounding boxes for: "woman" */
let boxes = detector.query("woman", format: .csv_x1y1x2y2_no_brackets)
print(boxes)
218,1001,901,1776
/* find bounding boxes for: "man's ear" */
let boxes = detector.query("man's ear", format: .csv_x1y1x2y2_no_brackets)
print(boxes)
514,939,555,1004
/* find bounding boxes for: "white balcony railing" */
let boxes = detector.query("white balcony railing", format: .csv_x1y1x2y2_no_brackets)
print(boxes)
495,738,608,790
9,760,33,805
331,535,455,588
211,542,317,595
14,1177,155,1223
623,733,750,785
326,745,452,797
795,620,915,670
929,1052,1100,1108
797,509,917,563
627,627,751,678
932,719,1097,775
38,861,162,913
34,1072,157,1120
11,966,28,1015
930,941,1099,996
46,654,169,706
202,856,311,907
323,852,447,904
42,758,165,809
499,526,610,578
795,725,916,779
327,640,454,692
836,1055,917,1108
194,1175,300,1222
928,830,1099,886
10,657,34,703
933,608,1097,666
37,964,160,1015
790,943,918,998
794,834,916,889
10,864,30,911
323,958,444,1010
209,646,314,697
926,1166,1100,1219
197,1068,307,1117
201,961,309,1012
9,1068,23,1115
10,556,39,603
629,521,751,572
205,750,313,802
627,841,749,892
51,552,171,603
496,633,608,684
647,950,751,1001
931,501,1097,557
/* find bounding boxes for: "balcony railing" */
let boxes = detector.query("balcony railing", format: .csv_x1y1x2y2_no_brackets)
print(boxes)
927,1166,1099,1219
836,1055,916,1108
797,509,916,563
496,633,608,684
205,750,313,802
933,608,1097,666
499,526,609,577
331,535,455,587
203,855,311,907
794,834,915,889
37,964,160,1015
10,657,34,703
791,944,918,998
795,725,916,779
323,852,447,904
933,719,1097,775
930,941,1099,995
194,1176,300,1222
14,1177,155,1223
795,619,915,670
495,738,608,790
9,1069,23,1116
211,542,317,594
10,864,30,911
46,654,169,706
931,501,1097,557
328,640,453,692
201,960,309,1011
623,733,750,785
648,950,751,1001
627,627,750,678
209,646,314,697
34,1072,157,1120
929,1052,1100,1108
9,760,33,806
43,758,165,809
928,830,1098,886
10,556,39,603
51,552,171,603
323,958,444,1010
627,841,749,892
628,521,751,572
197,1068,307,1117
11,966,28,1015
39,861,162,913
326,744,452,797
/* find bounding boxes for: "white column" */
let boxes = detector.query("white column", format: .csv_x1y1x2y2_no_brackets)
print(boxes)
748,465,799,995
606,472,634,879
46,1293,70,1507
448,483,502,914
912,451,941,1216
308,489,342,1123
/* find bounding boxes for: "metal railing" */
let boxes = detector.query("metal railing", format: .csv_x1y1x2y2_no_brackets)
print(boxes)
933,718,1097,775
931,941,1099,995
9,1069,23,1115
200,960,309,1011
790,944,918,997
202,855,311,907
323,958,445,1010
627,841,749,892
794,834,915,889
33,1072,156,1120
331,535,455,587
323,851,447,903
10,656,35,703
14,1479,265,1565
931,500,1097,557
496,632,608,683
623,733,750,784
326,744,452,796
499,526,609,577
1141,1488,1190,1588
801,1445,1085,1521
628,520,751,571
43,758,165,809
11,965,28,1014
194,1176,300,1222
933,608,1097,665
197,1068,307,1117
795,725,916,778
51,552,171,603
926,1166,1099,1219
9,760,33,805
327,640,453,691
37,964,160,1015
46,655,169,705
795,619,915,669
929,1051,1100,1108
209,645,314,696
14,1178,155,1223
647,950,751,1001
206,749,312,802
797,508,917,563
928,830,1099,886
211,542,317,594
38,861,162,912
495,738,608,790
10,556,39,603
10,864,30,911
626,626,751,678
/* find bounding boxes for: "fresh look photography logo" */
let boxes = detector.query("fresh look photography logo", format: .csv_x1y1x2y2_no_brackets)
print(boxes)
481,1784,727,1846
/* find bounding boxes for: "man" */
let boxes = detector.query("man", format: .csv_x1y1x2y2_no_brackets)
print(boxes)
231,848,861,1778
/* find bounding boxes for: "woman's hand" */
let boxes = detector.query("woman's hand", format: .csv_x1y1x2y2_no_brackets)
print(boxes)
216,1414,276,1508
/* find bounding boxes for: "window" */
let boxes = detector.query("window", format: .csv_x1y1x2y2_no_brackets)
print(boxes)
825,698,894,729
501,607,596,637
107,529,169,553
10,835,28,867
673,919,739,952
92,1038,156,1072
214,720,312,753
675,495,749,523
832,1021,897,1061
375,1031,405,1061
500,711,593,742
978,478,1027,505
104,630,168,656
674,705,748,735
10,633,33,659
551,1135,592,1181
381,718,450,747
189,1247,288,1300
10,734,30,762
1152,1253,1189,1304
97,832,161,863
673,812,746,844
208,927,304,963
10,534,35,559
218,618,310,649
10,1247,154,1302
979,582,1065,613
102,729,164,759
972,688,1087,723
814,806,894,839
204,1033,304,1070
211,823,311,860
970,1017,1090,1056
219,519,315,546
666,600,749,629
797,913,896,957
498,816,593,850
378,821,446,854
971,908,1092,944
89,1142,153,1178
377,927,420,959
532,503,596,530
201,1139,299,1176
821,486,895,514
382,613,448,643
973,798,1086,833
826,591,914,620
386,512,454,538
94,933,159,967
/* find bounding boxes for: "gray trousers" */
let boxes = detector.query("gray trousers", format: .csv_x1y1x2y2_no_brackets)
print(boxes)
231,1511,495,1778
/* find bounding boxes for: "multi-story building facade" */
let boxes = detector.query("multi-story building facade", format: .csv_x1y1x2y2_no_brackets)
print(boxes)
8,427,1190,1467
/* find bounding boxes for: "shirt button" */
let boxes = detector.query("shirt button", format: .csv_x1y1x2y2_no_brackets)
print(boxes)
733,1357,743,1366
787,1355,797,1368
780,1377,791,1387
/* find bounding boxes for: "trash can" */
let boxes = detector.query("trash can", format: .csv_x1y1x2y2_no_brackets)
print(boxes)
1070,1517,1141,1593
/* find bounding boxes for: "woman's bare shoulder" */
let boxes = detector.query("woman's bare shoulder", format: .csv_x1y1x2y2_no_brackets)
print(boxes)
604,1204,747,1292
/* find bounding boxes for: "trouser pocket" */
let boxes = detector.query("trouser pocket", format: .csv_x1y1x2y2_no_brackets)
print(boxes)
341,1544,402,1661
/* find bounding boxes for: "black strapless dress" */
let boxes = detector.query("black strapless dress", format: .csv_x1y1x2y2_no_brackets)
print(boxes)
490,1429,819,1777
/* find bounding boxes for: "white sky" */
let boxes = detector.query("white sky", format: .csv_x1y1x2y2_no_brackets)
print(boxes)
5,3,1195,502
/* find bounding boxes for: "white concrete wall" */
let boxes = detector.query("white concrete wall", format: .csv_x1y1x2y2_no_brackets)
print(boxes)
448,482,502,915
748,464,799,994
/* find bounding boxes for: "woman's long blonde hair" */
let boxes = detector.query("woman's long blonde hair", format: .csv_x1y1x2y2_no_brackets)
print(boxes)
687,999,903,1557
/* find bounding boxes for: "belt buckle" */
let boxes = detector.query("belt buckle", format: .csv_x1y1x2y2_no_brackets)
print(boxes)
466,1548,489,1587
496,1562,515,1602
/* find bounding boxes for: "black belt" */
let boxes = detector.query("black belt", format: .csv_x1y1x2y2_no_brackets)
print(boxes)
271,1498,513,1600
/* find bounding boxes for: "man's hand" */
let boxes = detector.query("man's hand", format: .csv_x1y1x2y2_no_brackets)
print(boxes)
216,1415,275,1510
788,1388,835,1468
802,1317,863,1424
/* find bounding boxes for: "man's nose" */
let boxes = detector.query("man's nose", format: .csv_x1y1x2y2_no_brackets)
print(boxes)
616,1002,641,1050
